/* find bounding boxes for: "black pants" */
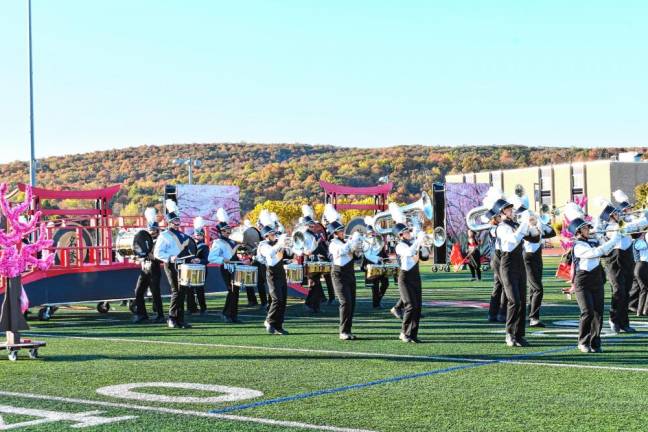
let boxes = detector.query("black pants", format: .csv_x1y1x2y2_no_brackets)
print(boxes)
604,247,634,328
221,267,239,320
634,261,648,315
367,275,388,308
323,272,335,301
399,264,422,339
524,248,544,321
245,286,258,305
467,249,481,280
164,263,186,324
305,273,324,312
501,246,527,339
332,261,356,334
266,262,288,330
488,252,507,318
574,266,605,349
186,285,206,313
134,261,163,318
255,262,269,304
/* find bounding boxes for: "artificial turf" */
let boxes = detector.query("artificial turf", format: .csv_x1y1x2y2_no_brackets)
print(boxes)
2,258,648,431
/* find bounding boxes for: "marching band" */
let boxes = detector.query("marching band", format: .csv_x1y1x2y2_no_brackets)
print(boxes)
126,185,648,353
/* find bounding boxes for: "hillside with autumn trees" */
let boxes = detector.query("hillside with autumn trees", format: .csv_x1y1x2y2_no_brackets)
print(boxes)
0,143,645,220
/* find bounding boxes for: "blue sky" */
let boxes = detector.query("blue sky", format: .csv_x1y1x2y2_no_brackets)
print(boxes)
1,0,646,163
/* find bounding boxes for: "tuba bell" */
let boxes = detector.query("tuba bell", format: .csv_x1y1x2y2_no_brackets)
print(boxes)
465,205,492,232
374,192,434,235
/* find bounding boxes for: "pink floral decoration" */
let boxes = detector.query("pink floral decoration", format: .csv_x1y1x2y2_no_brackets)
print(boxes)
560,197,591,250
0,183,54,279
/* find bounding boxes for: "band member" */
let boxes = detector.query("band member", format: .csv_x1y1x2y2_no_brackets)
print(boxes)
252,219,269,310
186,217,209,315
569,216,622,353
633,234,648,316
595,195,648,333
466,229,481,282
153,199,196,329
208,208,242,323
326,204,361,340
483,210,506,322
132,207,164,324
300,210,329,313
361,223,389,309
257,213,292,335
393,220,426,343
491,191,538,347
522,207,556,328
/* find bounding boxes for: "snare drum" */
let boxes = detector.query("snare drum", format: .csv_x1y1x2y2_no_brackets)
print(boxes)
306,261,331,275
366,264,386,280
285,263,304,284
179,263,206,287
384,263,400,277
115,231,138,257
233,265,258,287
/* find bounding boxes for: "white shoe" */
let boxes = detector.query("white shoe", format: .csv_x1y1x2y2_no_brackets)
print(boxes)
577,344,592,353
264,320,277,334
399,332,412,343
505,333,515,347
608,320,621,334
339,332,353,340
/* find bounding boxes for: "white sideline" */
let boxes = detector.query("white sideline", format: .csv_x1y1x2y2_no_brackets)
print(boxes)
0,391,376,432
24,332,489,364
24,332,648,374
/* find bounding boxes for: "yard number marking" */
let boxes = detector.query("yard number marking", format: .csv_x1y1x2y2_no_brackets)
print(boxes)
96,382,263,403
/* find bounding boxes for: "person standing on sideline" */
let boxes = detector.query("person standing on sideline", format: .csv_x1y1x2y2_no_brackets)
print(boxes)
132,207,164,324
466,229,482,282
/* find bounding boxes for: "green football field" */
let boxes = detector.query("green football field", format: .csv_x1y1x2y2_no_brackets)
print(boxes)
3,257,648,431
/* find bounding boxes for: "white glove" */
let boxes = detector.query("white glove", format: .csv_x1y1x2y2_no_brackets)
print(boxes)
350,231,362,243
415,232,427,245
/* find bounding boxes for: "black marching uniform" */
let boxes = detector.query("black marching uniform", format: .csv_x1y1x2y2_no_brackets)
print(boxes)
524,224,556,324
633,238,648,316
154,227,196,327
487,225,507,322
304,232,330,313
361,246,390,309
258,236,292,332
186,239,209,314
132,229,163,321
395,236,425,341
572,232,620,352
209,236,242,322
497,219,539,345
329,233,358,337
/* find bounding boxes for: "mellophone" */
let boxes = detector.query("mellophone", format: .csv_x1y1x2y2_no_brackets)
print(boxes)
366,263,399,280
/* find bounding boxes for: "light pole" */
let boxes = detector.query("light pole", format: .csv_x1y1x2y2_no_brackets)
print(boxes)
173,158,202,184
28,0,36,186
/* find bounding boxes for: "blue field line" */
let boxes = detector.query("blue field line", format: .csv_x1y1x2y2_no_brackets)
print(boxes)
208,344,575,415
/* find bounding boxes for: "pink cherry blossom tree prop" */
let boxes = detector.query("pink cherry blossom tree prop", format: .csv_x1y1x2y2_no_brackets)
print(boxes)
0,183,54,344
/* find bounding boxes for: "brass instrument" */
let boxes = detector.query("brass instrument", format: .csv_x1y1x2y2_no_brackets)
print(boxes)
465,205,492,232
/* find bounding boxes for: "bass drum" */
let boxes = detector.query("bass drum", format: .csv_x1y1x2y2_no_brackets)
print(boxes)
51,223,93,265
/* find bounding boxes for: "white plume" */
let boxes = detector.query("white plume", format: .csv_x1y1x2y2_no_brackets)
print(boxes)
595,196,610,209
165,199,178,214
563,202,585,221
482,186,504,210
301,204,315,218
613,189,629,204
389,202,407,224
144,207,157,224
259,209,274,227
510,195,524,211
193,216,206,230
243,219,252,227
323,204,341,224
270,212,279,223
216,207,229,223
364,215,374,226
520,195,530,210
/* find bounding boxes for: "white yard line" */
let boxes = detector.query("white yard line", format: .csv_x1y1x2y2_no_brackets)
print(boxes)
24,332,648,374
23,332,489,364
0,391,377,432
502,360,648,373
